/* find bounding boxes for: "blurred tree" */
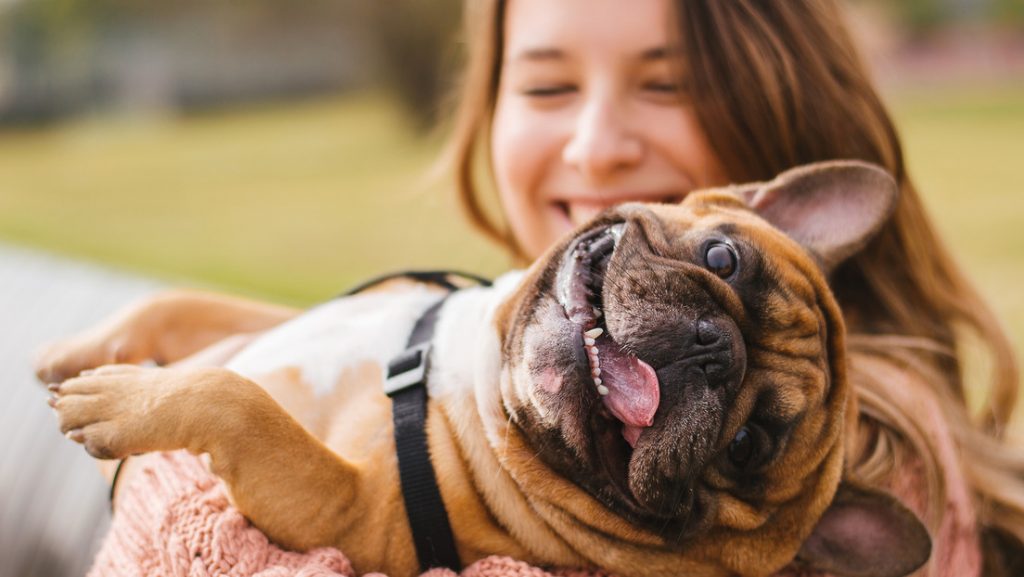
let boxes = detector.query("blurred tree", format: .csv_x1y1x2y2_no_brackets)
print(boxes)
895,0,964,35
3,0,100,123
864,0,1024,35
0,0,371,124
993,0,1024,27
366,0,463,130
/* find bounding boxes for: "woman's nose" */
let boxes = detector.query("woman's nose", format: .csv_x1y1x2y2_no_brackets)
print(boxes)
562,97,643,185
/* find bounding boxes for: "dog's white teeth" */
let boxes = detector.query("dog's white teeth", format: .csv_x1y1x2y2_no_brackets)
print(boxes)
593,308,602,318
583,329,606,394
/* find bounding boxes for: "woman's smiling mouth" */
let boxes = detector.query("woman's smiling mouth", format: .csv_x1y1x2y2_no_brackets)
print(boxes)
554,193,687,228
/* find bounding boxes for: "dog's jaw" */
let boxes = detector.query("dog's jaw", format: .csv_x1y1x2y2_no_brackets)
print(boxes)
490,195,854,576
553,223,662,448
494,212,748,533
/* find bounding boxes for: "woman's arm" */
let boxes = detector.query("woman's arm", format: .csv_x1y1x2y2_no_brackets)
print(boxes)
34,288,300,384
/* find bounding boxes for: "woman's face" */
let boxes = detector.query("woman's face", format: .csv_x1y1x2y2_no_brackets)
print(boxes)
491,0,728,260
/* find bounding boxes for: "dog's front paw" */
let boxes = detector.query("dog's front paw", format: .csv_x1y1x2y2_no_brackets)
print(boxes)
48,365,204,459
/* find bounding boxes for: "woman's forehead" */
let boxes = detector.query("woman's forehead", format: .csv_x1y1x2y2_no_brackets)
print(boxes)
502,0,677,62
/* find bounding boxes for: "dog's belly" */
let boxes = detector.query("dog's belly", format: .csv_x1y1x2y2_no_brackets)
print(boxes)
223,283,448,457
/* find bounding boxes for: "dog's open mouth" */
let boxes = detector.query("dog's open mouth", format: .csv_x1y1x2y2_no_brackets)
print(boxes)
556,224,661,451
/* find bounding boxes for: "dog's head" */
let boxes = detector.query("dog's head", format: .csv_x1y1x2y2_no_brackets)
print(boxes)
494,161,930,577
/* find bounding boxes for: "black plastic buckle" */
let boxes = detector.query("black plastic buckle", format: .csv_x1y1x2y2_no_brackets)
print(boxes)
385,343,432,397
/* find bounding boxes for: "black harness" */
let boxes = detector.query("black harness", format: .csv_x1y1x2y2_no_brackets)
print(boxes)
349,270,491,572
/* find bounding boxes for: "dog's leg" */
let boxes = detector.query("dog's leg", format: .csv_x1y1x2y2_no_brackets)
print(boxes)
49,364,362,551
35,289,299,384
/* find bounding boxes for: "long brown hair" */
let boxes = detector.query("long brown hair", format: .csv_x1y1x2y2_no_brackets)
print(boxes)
442,0,1024,569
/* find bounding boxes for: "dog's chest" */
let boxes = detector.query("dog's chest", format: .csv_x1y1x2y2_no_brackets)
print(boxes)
223,286,447,445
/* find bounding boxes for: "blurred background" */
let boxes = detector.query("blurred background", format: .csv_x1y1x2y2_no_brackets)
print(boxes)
0,0,1022,575
1,0,1023,301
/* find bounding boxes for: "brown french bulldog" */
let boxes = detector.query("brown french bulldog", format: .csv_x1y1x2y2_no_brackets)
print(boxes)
43,161,931,577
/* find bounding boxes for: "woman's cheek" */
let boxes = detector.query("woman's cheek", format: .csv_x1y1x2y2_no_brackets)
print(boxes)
492,101,565,257
646,105,728,188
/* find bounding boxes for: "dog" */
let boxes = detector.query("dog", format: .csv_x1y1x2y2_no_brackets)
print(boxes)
42,161,931,577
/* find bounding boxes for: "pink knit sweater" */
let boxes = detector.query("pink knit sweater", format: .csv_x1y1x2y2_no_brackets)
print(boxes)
87,435,980,577
87,450,612,577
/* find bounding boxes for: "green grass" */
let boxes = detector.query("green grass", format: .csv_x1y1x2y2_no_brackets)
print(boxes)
889,86,1024,379
1,86,1022,375
0,93,507,305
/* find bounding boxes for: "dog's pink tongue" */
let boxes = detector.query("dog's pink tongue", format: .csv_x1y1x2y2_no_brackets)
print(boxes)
596,343,660,447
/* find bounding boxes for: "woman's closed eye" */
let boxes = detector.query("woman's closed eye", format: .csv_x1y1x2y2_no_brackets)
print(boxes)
641,79,688,101
521,84,577,98
644,81,681,93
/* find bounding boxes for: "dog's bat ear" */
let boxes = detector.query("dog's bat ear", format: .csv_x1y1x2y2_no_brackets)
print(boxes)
740,160,899,272
796,481,932,577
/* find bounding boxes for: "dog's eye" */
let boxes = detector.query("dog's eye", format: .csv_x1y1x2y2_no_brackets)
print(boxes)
727,424,774,473
704,243,738,278
728,426,756,469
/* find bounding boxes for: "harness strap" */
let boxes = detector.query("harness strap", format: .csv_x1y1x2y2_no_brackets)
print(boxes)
340,269,492,297
382,270,492,572
366,272,493,569
385,296,462,572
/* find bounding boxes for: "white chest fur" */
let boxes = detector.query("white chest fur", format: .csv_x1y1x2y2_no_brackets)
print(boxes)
226,285,444,399
224,272,521,402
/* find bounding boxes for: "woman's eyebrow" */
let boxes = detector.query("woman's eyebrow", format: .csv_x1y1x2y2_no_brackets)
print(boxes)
639,46,682,61
508,47,565,63
506,45,681,64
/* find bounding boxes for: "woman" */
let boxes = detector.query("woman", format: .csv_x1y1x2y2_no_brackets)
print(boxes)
36,1,1023,575
443,1,1024,574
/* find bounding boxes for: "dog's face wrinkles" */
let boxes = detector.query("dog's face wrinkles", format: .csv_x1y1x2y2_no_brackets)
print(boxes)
497,190,848,548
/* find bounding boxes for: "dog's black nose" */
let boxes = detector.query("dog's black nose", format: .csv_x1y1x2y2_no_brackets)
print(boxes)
696,318,723,346
692,316,745,391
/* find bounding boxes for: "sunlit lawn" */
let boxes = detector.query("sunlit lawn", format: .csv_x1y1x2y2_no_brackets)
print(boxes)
1,86,1023,399
890,86,1024,388
0,93,508,305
